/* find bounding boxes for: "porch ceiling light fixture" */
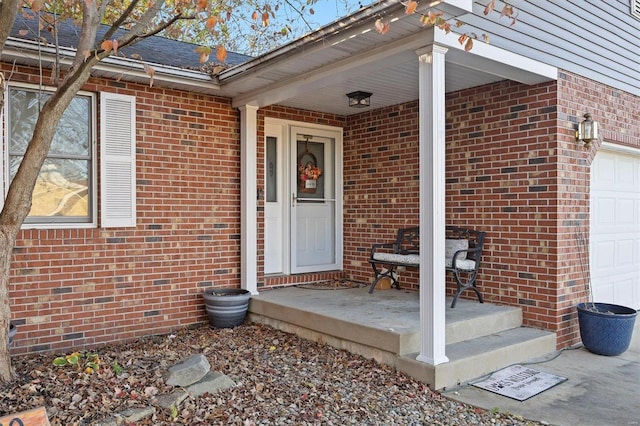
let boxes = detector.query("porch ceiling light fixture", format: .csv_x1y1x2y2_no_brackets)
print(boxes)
576,113,599,148
346,91,372,108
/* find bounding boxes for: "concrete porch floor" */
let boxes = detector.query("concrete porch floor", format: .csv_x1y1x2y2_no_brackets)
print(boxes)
248,285,556,390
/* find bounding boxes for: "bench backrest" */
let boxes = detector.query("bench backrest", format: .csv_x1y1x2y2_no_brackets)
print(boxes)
393,226,485,263
446,225,486,265
395,227,420,255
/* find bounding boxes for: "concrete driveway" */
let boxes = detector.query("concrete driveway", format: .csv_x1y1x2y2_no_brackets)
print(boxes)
446,319,640,426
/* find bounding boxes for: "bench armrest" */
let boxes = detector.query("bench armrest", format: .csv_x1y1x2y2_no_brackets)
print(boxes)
370,242,396,258
448,245,483,271
451,245,482,260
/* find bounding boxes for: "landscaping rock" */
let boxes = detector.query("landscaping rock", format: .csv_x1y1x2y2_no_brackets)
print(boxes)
165,354,210,387
93,407,156,426
154,389,189,409
117,407,156,423
185,370,235,397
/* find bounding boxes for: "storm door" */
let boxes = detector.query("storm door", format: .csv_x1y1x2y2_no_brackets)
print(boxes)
264,121,342,275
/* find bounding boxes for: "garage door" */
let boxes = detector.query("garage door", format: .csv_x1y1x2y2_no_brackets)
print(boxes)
590,145,640,310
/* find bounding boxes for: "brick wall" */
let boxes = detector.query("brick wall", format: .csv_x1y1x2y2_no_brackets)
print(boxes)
4,60,637,354
343,103,421,288
5,63,244,354
444,79,565,339
3,62,347,354
344,76,638,348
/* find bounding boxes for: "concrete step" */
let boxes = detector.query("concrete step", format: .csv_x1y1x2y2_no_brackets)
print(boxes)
397,326,557,390
383,303,524,356
445,302,522,345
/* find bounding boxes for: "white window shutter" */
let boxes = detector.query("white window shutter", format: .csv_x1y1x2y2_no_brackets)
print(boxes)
100,92,136,227
633,0,640,19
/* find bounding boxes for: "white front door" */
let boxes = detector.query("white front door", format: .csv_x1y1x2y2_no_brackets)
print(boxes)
264,120,343,275
590,144,640,309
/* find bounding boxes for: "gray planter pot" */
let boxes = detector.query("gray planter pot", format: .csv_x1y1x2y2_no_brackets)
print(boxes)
203,288,251,328
9,322,17,345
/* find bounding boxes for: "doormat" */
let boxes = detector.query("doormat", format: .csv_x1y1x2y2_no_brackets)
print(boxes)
296,279,361,290
472,364,567,401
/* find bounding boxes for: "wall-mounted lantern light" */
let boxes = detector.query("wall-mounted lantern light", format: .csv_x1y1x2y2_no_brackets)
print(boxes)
576,113,599,148
346,91,372,108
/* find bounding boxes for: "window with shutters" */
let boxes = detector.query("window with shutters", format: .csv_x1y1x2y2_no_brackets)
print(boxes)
633,0,640,20
3,85,136,228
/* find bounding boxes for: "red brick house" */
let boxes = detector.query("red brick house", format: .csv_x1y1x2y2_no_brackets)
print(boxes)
2,0,639,377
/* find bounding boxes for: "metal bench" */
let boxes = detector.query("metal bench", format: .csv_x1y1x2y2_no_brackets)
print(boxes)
368,225,486,308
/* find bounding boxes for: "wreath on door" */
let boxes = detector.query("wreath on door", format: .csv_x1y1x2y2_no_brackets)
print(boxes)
297,139,322,193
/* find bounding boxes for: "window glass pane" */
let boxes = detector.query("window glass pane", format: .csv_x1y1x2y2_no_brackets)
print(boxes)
51,96,91,156
266,136,277,203
9,89,90,157
297,139,325,200
8,87,92,224
9,157,90,219
9,89,45,153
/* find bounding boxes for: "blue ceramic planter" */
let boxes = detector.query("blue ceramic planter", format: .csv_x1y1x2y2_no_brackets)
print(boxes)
577,303,637,356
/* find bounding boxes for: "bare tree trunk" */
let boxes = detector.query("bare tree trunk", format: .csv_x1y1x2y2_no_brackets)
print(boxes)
0,49,99,382
0,228,18,381
0,234,11,380
0,0,185,384
0,0,21,382
0,0,20,53
0,0,21,143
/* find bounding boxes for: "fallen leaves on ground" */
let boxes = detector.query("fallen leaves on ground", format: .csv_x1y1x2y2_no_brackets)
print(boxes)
1,324,543,425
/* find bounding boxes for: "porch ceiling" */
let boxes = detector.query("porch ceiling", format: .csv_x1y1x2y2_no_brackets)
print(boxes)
237,51,507,116
221,2,557,116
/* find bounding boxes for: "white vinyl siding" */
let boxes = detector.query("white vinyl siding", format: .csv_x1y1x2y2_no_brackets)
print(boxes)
459,0,640,95
100,92,137,228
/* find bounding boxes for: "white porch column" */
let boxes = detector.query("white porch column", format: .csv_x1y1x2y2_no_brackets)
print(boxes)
239,105,259,295
416,45,449,365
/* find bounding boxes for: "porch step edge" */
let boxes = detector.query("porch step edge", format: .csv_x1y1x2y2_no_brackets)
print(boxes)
397,327,557,390
445,306,523,345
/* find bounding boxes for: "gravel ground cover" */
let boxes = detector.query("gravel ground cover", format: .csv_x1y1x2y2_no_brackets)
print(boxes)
1,323,544,425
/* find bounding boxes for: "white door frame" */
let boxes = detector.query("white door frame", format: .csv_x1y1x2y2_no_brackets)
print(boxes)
264,122,287,275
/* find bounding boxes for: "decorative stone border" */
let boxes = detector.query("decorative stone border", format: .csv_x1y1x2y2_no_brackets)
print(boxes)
93,354,235,426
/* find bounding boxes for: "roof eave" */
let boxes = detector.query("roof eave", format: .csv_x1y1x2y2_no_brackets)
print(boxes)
3,38,221,94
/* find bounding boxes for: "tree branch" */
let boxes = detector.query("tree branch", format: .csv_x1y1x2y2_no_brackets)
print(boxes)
102,0,141,41
0,0,20,54
282,0,314,33
69,0,101,72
